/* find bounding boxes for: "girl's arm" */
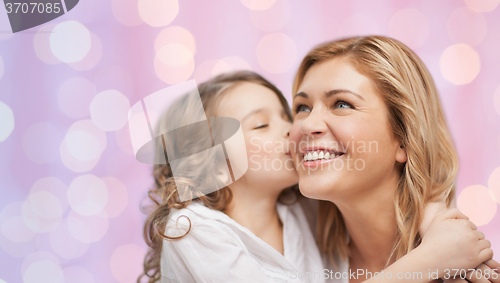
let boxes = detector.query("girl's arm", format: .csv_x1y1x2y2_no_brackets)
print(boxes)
364,208,497,283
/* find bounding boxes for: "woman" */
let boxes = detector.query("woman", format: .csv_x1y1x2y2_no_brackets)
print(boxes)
139,70,494,283
289,35,498,283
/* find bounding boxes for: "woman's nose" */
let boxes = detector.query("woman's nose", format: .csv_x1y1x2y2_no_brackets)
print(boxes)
300,109,327,138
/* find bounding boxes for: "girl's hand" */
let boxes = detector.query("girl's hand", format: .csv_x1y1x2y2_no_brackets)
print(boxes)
420,201,447,236
419,208,494,278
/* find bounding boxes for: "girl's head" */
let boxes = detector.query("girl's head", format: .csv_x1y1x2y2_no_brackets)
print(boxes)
289,36,458,262
140,70,297,282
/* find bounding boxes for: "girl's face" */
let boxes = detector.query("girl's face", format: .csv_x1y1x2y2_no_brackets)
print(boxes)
217,82,298,192
289,57,407,202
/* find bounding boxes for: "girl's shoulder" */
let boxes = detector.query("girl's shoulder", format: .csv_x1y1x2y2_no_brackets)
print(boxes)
165,201,232,238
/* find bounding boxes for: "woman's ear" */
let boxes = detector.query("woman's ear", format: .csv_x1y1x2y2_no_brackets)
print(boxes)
396,144,407,163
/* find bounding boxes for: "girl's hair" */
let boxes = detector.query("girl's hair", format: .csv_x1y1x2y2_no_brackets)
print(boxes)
292,36,458,265
138,70,297,283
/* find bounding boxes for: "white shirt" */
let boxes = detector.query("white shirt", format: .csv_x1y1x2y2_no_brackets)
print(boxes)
160,199,325,283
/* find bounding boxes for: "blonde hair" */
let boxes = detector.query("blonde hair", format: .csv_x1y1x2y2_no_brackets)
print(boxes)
139,70,298,283
293,36,458,265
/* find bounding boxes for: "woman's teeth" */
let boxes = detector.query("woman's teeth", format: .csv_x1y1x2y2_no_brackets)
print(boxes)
303,150,342,161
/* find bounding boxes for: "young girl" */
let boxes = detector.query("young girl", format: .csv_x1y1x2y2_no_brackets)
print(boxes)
138,71,493,283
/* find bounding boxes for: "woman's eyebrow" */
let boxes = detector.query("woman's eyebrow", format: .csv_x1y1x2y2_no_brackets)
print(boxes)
294,92,308,99
325,89,365,100
294,89,364,100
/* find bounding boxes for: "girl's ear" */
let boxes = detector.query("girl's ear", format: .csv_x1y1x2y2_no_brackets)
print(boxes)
216,165,231,185
396,144,407,163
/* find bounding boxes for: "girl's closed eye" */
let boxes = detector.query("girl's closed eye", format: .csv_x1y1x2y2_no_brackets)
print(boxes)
254,123,268,129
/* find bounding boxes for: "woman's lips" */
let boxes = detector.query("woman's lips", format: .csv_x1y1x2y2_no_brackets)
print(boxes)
300,153,345,167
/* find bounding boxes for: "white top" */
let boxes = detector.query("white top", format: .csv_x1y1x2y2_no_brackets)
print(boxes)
160,199,325,283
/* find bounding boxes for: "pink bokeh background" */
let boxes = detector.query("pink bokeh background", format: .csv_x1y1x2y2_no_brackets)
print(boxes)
0,0,499,282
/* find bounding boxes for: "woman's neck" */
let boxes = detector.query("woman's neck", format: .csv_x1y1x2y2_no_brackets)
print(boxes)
334,178,399,274
224,187,284,254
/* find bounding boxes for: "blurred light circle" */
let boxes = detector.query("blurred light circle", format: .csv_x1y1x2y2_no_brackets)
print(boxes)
60,120,106,172
488,167,500,204
90,90,130,132
1,216,36,243
156,44,193,67
440,44,480,85
447,7,487,47
102,177,129,218
0,101,14,142
241,0,277,10
22,122,62,163
155,26,196,54
21,252,60,276
138,0,179,27
50,21,91,63
194,57,253,84
27,191,63,219
194,60,223,83
211,60,232,77
66,131,101,161
112,0,143,26
389,9,429,49
221,56,252,71
494,85,500,116
50,219,89,259
63,266,95,283
57,77,96,119
30,178,68,209
114,124,135,156
256,33,297,74
464,0,500,12
68,120,107,151
23,260,64,283
68,174,108,216
154,44,194,84
110,244,146,283
250,0,291,32
0,202,38,257
21,200,62,233
34,23,61,64
67,210,109,243
60,137,100,172
457,185,497,226
0,279,6,283
0,55,4,80
68,32,103,71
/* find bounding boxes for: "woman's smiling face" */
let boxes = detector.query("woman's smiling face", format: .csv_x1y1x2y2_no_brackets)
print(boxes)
289,57,407,202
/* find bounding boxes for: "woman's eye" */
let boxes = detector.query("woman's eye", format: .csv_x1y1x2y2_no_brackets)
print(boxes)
254,124,268,129
295,104,311,113
335,101,353,109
